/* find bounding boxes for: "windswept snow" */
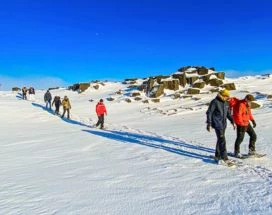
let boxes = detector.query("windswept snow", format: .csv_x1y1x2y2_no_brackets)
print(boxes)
0,76,272,214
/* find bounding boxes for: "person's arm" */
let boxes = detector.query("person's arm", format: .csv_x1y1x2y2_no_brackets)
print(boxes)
248,108,256,127
206,100,215,131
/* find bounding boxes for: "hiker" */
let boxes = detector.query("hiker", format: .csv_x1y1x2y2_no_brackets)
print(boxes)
52,96,61,115
206,89,235,163
61,96,71,119
95,99,107,129
22,87,27,100
229,94,257,157
28,86,35,101
44,90,52,110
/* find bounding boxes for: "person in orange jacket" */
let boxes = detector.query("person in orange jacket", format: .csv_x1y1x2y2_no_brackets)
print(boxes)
229,94,257,157
95,99,107,129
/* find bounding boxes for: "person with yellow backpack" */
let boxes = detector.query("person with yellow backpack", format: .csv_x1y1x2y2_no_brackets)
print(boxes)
61,96,71,119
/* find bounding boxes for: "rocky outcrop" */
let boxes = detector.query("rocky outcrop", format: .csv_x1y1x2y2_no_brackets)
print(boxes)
150,84,165,98
161,79,179,91
107,97,115,101
134,97,142,101
68,83,90,93
12,87,20,91
187,88,200,94
221,83,236,90
193,81,206,89
208,79,224,87
250,102,261,109
151,99,160,103
131,91,141,97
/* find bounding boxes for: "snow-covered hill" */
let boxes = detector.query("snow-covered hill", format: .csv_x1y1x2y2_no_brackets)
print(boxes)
0,75,272,214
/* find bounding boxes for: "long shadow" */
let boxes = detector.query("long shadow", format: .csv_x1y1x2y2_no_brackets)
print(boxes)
82,129,215,164
31,101,215,163
31,102,91,128
112,130,214,154
16,93,23,100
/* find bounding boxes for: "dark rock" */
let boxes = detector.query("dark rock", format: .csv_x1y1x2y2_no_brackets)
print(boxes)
151,99,160,103
150,84,165,98
250,102,261,109
131,92,141,97
221,83,236,90
193,81,206,89
162,79,179,91
107,97,115,101
214,72,225,79
12,87,21,91
186,76,199,85
187,88,200,94
197,67,209,75
134,97,142,101
209,79,224,87
125,98,132,103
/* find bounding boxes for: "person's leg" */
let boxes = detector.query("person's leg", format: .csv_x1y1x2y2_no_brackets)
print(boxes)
100,114,104,129
234,126,246,155
215,129,228,160
247,124,257,154
61,108,66,118
67,109,70,119
56,105,60,114
96,116,102,127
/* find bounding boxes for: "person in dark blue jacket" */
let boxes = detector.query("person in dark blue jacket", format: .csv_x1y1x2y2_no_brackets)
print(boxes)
44,90,52,110
206,89,235,163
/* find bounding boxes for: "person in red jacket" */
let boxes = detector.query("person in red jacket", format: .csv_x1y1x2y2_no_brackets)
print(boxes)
229,94,257,157
95,99,107,129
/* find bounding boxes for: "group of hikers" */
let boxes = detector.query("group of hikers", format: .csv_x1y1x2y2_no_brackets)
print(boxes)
43,90,107,129
21,86,257,159
21,86,35,100
206,89,257,164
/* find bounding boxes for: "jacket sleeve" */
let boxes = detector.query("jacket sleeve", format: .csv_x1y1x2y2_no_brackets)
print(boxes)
227,106,234,124
206,100,215,125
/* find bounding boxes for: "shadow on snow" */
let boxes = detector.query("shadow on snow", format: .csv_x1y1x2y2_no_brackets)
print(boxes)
30,101,215,164
82,129,215,164
31,102,92,128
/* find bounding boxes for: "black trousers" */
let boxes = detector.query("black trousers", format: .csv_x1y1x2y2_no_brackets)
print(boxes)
62,108,70,119
215,128,228,160
23,93,27,100
96,115,104,128
234,124,257,153
55,104,60,114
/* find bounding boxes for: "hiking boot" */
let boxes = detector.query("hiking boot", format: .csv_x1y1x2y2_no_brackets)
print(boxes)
248,150,256,156
234,152,242,158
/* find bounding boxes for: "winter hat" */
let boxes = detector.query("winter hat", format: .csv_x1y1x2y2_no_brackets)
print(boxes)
245,94,255,101
219,89,230,97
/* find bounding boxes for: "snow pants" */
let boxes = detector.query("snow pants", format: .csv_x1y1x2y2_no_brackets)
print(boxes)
234,124,257,154
214,128,228,160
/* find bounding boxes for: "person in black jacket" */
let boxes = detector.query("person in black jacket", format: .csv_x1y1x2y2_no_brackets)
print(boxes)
206,89,235,163
52,96,61,115
44,90,52,110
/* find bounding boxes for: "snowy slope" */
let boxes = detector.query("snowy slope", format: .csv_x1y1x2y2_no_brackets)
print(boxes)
0,75,272,215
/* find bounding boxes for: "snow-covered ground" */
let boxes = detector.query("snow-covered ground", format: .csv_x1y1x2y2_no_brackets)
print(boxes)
0,75,272,214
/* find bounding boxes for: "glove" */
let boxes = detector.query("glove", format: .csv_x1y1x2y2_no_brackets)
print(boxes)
252,120,256,128
232,123,236,130
206,124,211,132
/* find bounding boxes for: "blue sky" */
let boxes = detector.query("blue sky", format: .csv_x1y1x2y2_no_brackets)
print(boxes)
0,0,271,89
